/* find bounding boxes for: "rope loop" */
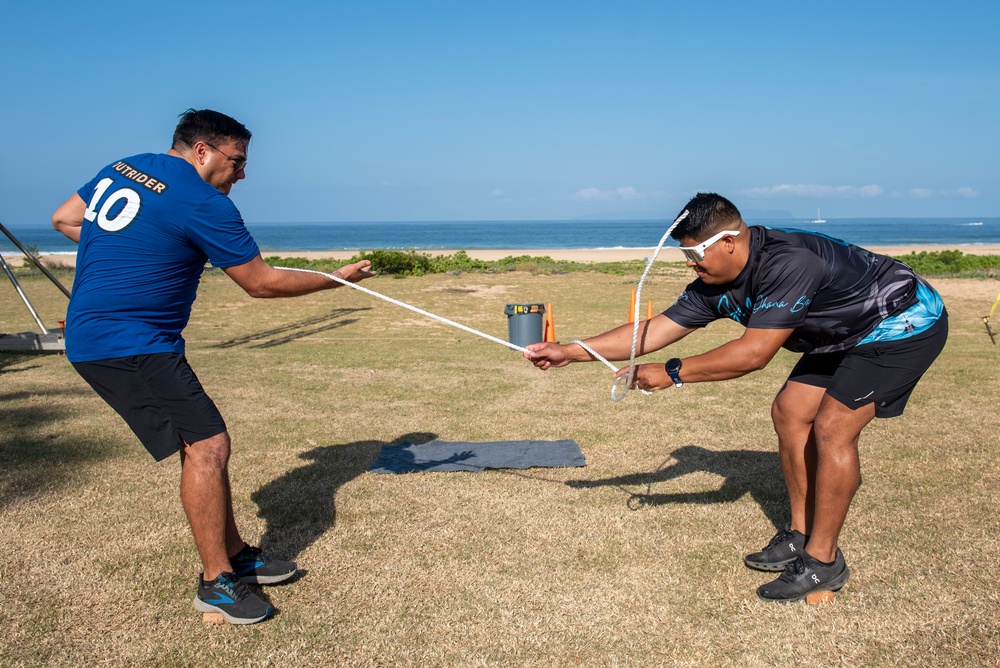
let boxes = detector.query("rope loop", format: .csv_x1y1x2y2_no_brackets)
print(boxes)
595,208,688,401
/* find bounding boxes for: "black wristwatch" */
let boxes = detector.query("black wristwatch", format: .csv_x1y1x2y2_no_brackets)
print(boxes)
665,358,684,388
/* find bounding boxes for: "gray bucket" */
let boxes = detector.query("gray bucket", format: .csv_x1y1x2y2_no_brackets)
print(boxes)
504,303,546,348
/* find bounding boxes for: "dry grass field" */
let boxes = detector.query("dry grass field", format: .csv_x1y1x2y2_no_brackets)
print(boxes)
1,265,998,666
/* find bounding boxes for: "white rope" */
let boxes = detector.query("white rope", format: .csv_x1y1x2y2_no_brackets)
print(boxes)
276,209,688,400
565,209,689,401
274,266,534,354
567,339,648,401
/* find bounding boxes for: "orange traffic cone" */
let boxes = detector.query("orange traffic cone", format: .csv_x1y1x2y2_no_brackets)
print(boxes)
628,289,636,323
544,303,556,342
646,300,654,320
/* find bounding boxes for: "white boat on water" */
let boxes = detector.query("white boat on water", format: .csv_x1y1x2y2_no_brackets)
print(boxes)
812,207,826,224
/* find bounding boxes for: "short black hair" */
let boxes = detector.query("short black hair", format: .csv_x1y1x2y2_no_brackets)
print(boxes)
172,109,251,151
670,193,743,241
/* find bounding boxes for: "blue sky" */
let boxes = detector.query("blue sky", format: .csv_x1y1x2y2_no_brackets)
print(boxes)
2,1,997,224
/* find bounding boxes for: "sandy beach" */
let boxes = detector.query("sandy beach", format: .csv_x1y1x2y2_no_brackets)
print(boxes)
283,245,1000,263
6,244,1000,268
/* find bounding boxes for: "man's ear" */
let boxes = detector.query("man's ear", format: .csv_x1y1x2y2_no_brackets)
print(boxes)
192,141,211,166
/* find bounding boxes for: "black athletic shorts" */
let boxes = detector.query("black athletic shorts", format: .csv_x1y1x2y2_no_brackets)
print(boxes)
787,309,948,418
72,353,227,461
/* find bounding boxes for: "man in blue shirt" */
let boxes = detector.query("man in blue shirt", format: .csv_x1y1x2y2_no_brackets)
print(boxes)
525,193,947,603
52,109,374,624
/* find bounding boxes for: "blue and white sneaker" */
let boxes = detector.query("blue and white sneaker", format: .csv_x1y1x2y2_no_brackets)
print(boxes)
193,571,273,624
230,544,298,585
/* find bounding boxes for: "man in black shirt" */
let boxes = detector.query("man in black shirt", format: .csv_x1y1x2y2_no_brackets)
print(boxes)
525,193,948,602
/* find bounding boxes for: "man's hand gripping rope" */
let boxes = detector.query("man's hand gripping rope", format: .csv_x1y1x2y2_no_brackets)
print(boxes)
524,210,689,401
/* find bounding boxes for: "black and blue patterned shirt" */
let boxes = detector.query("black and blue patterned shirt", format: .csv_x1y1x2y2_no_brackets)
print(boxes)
664,226,943,354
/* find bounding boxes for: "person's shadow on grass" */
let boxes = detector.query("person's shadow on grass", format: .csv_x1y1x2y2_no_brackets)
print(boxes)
214,306,371,349
567,444,789,530
251,431,437,564
367,442,476,473
0,387,118,509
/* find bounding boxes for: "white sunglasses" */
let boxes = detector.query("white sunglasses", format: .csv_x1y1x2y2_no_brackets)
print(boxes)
679,229,741,262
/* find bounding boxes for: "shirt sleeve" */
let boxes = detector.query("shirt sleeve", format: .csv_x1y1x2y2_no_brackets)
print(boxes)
76,173,105,207
663,281,722,329
745,248,828,329
185,195,260,268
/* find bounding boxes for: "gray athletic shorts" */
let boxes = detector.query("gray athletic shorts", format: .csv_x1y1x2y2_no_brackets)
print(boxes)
72,353,227,461
787,310,948,418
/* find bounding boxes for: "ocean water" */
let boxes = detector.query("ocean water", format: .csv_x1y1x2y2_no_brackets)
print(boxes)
3,217,998,254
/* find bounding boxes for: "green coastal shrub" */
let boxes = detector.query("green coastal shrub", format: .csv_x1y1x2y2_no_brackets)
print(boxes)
891,250,1000,278
357,250,433,276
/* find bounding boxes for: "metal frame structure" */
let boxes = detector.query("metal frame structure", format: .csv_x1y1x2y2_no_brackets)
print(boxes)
1,222,71,353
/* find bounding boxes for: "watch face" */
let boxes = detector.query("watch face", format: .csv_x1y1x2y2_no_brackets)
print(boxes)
667,359,681,372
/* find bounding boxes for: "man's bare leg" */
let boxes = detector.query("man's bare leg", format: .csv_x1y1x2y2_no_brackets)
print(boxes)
804,395,876,563
771,381,826,534
180,431,244,580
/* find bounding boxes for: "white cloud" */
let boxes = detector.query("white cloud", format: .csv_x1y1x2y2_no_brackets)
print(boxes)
909,188,934,199
490,189,505,197
857,185,883,197
572,187,615,201
572,186,665,202
948,187,979,198
741,184,884,198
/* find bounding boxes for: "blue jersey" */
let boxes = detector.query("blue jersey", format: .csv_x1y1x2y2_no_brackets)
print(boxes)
664,226,944,354
66,153,259,362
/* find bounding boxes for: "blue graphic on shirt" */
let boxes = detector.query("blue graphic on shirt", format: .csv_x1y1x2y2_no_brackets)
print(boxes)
718,293,807,322
717,294,748,323
753,295,790,313
791,295,811,313
857,282,944,344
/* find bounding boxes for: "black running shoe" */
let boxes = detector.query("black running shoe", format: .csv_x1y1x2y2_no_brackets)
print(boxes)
756,549,851,604
744,523,808,571
230,544,298,585
193,571,273,624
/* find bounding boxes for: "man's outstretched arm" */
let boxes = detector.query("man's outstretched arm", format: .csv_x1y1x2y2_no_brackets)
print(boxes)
223,255,375,298
524,314,695,370
619,326,794,391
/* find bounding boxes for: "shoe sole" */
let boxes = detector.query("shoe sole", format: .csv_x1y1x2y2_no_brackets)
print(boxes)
193,597,273,625
756,565,851,604
237,569,298,585
744,557,796,572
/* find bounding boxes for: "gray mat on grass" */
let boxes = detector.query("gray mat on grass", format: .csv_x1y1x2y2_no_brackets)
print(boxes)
369,439,586,473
